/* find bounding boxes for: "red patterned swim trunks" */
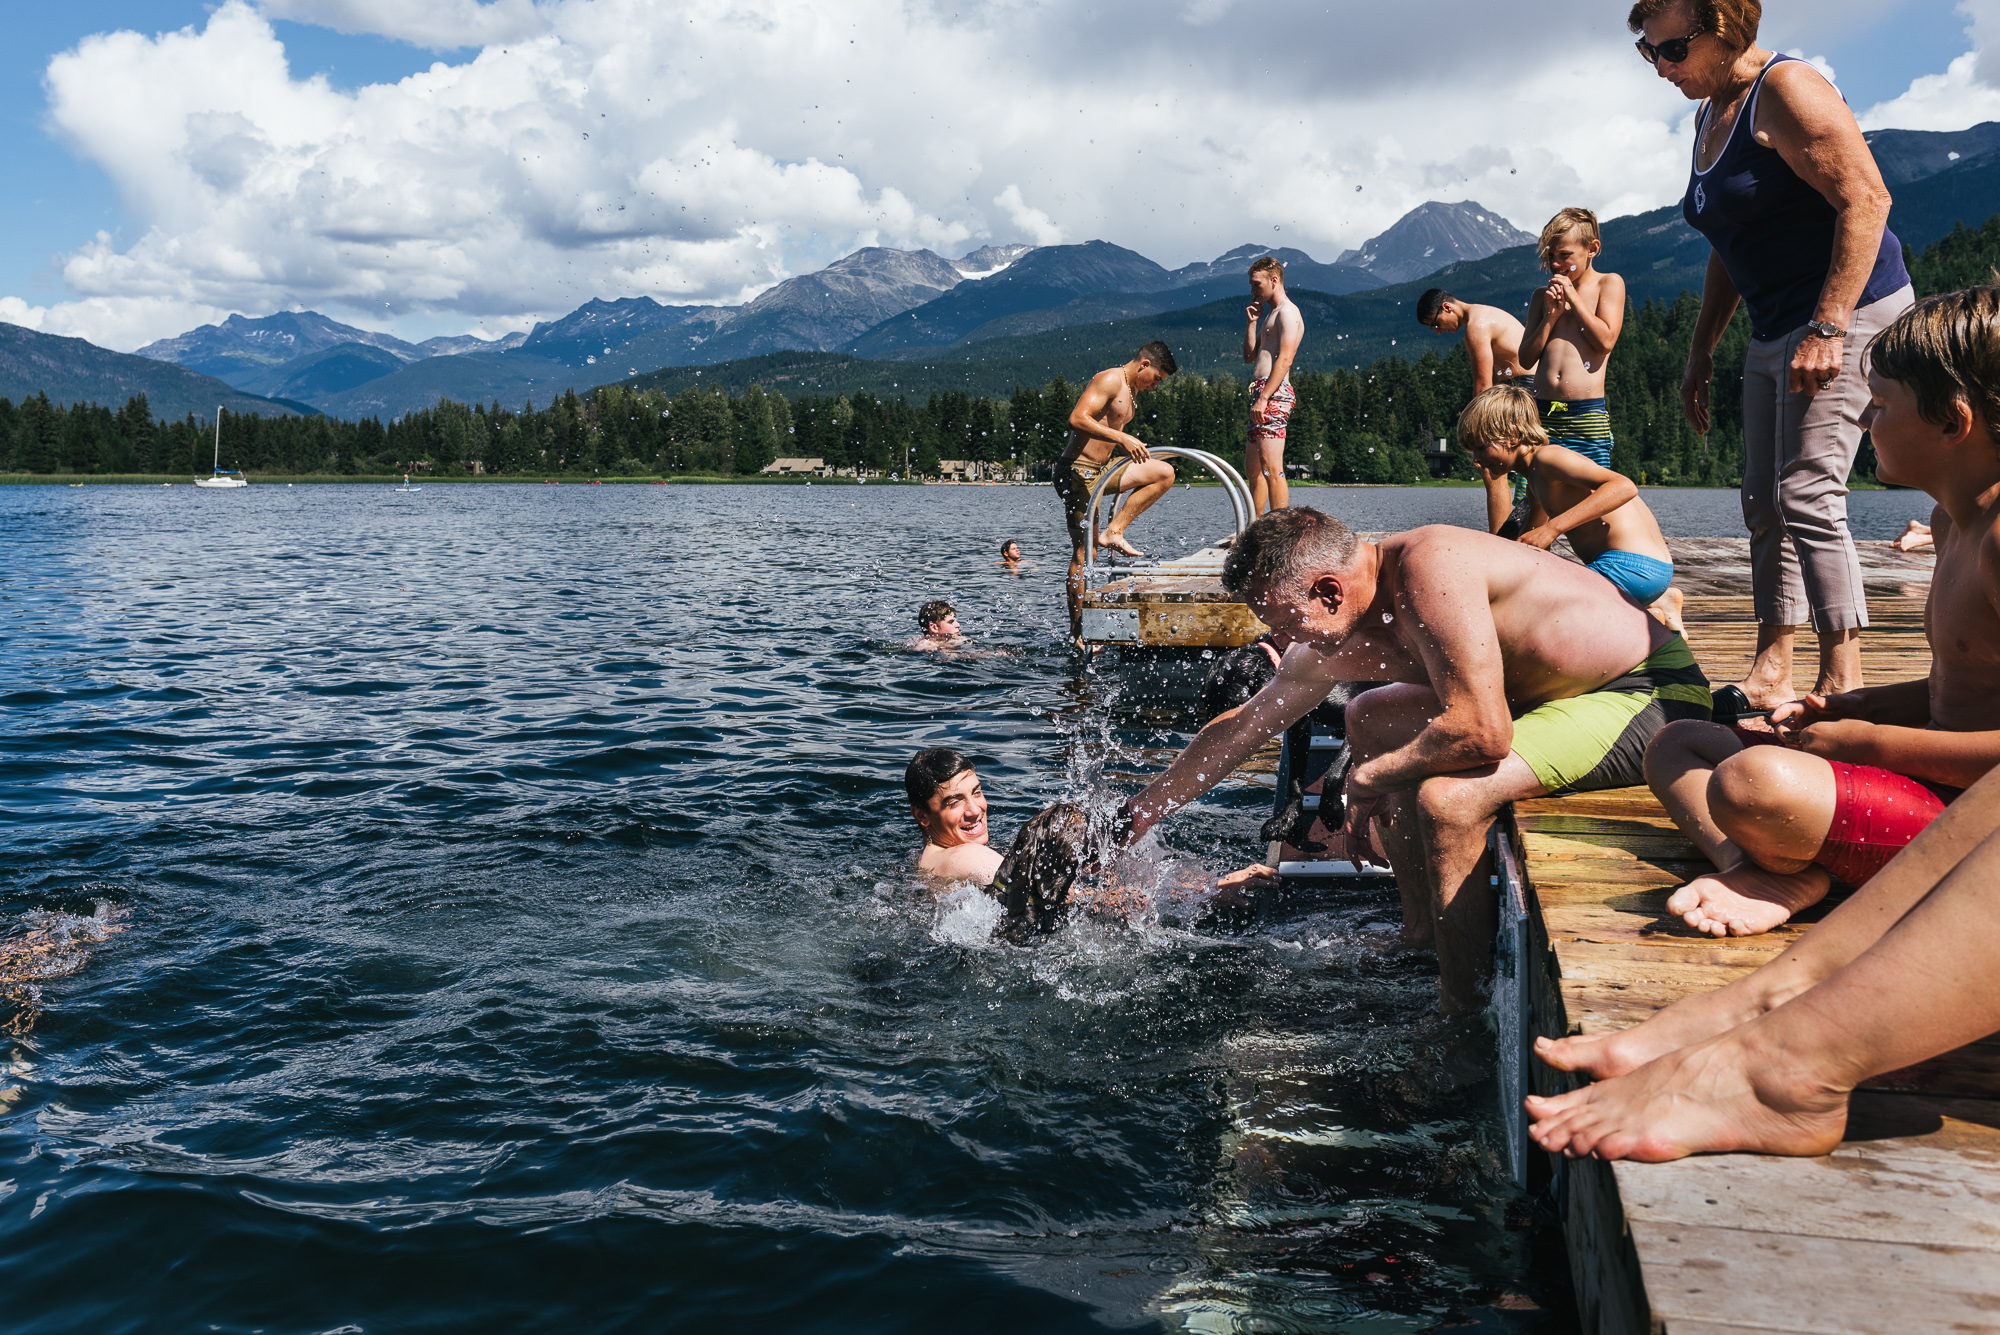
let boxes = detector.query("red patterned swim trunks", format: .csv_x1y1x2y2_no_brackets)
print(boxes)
1730,727,1958,885
1248,376,1295,443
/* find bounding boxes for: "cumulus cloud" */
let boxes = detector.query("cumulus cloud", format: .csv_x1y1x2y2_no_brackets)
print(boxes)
10,0,1989,350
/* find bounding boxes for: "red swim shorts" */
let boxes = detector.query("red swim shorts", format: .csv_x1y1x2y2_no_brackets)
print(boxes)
1731,728,1959,885
1248,376,1295,442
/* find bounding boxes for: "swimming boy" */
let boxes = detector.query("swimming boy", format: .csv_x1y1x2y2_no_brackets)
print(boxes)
999,539,1023,566
1059,342,1179,643
1459,385,1685,633
1519,208,1626,472
910,600,965,650
1116,507,1710,1012
1419,289,1540,535
1631,286,2000,939
1243,257,1305,516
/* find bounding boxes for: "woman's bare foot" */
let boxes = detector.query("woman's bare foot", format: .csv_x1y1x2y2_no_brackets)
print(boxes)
1536,980,1774,1081
1099,531,1145,558
1526,1030,1850,1161
1665,864,1831,936
1647,585,1686,637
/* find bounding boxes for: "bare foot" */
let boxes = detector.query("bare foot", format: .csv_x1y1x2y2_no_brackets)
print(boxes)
1891,521,1933,553
1536,982,1770,1081
1665,863,1831,937
1730,680,1797,712
1526,1031,1850,1161
1099,531,1144,558
1647,585,1686,637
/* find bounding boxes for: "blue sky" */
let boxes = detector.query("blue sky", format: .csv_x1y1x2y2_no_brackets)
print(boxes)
0,1,1987,350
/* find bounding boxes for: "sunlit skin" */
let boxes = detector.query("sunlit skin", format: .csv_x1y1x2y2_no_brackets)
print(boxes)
1525,766,2000,1164
914,769,1003,882
1243,267,1304,515
1062,356,1176,640
911,611,964,650
1518,231,1623,403
1643,0,1898,703
1620,370,2000,945
1119,523,1674,1012
1421,299,1537,532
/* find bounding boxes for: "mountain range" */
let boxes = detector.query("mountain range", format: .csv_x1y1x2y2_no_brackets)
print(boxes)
5,123,1997,423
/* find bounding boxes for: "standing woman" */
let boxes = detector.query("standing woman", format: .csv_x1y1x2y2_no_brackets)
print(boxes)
1632,0,1913,714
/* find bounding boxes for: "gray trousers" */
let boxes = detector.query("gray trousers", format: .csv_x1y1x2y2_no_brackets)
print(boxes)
1739,284,1914,632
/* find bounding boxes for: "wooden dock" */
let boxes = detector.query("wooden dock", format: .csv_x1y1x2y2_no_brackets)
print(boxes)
1494,556,2000,1334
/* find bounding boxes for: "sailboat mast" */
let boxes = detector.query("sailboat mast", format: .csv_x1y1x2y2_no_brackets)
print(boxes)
214,408,222,471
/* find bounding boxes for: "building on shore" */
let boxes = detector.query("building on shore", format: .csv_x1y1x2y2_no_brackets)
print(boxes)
760,457,831,477
936,459,1029,483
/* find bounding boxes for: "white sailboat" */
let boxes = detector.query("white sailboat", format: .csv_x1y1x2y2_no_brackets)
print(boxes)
194,407,249,488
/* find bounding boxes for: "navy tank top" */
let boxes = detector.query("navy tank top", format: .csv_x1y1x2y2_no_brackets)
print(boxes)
1682,53,1909,342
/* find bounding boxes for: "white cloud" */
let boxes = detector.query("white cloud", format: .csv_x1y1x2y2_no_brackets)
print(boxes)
257,0,547,49
1859,51,2000,131
994,185,1064,247
10,0,1993,351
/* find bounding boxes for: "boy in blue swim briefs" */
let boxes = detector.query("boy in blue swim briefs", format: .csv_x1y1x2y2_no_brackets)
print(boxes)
1459,385,1685,632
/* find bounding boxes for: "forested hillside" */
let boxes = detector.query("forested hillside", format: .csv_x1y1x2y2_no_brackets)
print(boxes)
6,218,1992,486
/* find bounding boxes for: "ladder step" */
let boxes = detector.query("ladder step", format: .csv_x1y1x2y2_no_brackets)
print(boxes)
1308,736,1344,751
1278,860,1384,877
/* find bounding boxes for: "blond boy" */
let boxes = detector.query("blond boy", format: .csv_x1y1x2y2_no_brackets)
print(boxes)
1519,207,1627,470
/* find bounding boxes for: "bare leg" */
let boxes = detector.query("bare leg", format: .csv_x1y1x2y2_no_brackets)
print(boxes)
1815,626,1863,697
1538,764,2000,1080
1415,756,1549,1013
1736,623,1798,710
1648,586,1685,637
1529,774,2000,1161
1643,720,1834,938
1251,438,1288,513
1345,685,1446,948
1099,460,1175,557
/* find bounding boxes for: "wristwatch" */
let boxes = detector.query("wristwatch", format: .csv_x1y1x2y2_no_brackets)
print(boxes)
1804,320,1848,340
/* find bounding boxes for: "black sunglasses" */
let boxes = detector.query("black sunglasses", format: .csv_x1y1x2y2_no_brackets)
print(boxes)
1635,29,1703,64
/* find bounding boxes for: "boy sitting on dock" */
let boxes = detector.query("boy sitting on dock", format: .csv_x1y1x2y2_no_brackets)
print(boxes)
1418,289,1539,536
1116,506,1710,1012
1519,207,1625,473
1458,385,1685,633
1058,342,1179,645
1633,287,2000,939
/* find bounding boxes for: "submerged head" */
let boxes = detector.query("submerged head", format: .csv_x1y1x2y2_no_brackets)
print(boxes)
1866,286,2000,484
991,801,1091,937
1456,384,1548,478
1417,288,1460,332
1539,207,1602,276
906,747,988,847
1221,507,1365,648
916,599,959,637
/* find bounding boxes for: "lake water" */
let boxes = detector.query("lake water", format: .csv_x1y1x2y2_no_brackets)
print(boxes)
0,482,1928,1333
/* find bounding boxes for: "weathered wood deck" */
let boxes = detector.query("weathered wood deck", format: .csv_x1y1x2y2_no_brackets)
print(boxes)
1507,565,2000,1334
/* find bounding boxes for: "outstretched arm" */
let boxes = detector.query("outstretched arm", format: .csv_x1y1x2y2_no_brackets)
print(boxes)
1122,646,1344,839
1068,372,1150,462
1517,445,1638,550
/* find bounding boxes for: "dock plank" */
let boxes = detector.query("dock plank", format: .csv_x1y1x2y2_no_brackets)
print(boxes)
1499,588,2000,1333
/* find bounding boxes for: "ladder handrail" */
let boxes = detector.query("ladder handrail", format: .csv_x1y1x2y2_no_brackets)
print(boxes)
1080,447,1256,576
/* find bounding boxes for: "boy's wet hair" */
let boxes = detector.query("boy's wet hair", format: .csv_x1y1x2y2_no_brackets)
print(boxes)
1538,207,1602,271
1457,384,1549,452
1416,289,1452,325
989,802,1091,940
917,599,955,630
1221,507,1359,596
999,539,1019,557
1870,285,2000,435
905,746,973,810
1626,0,1760,50
1249,255,1284,279
1135,340,1179,376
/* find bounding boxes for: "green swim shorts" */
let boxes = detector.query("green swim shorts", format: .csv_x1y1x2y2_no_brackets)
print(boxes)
1510,637,1713,795
1055,455,1110,524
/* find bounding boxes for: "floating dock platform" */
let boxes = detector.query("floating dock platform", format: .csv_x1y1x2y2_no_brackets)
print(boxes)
1486,565,2000,1334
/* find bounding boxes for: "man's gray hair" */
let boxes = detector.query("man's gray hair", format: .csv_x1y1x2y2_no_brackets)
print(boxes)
1221,507,1359,594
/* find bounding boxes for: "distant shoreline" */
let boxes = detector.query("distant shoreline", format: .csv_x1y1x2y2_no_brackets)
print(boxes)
0,473,1892,491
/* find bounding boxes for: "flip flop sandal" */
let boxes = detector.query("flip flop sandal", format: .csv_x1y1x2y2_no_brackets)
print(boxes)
1709,684,1764,723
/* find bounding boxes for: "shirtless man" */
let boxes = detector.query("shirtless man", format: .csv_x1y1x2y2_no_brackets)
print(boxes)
1117,507,1710,1011
1059,341,1179,643
1243,257,1305,515
1418,288,1539,534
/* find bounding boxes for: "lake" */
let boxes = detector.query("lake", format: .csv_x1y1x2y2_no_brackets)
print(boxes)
0,482,1929,1333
